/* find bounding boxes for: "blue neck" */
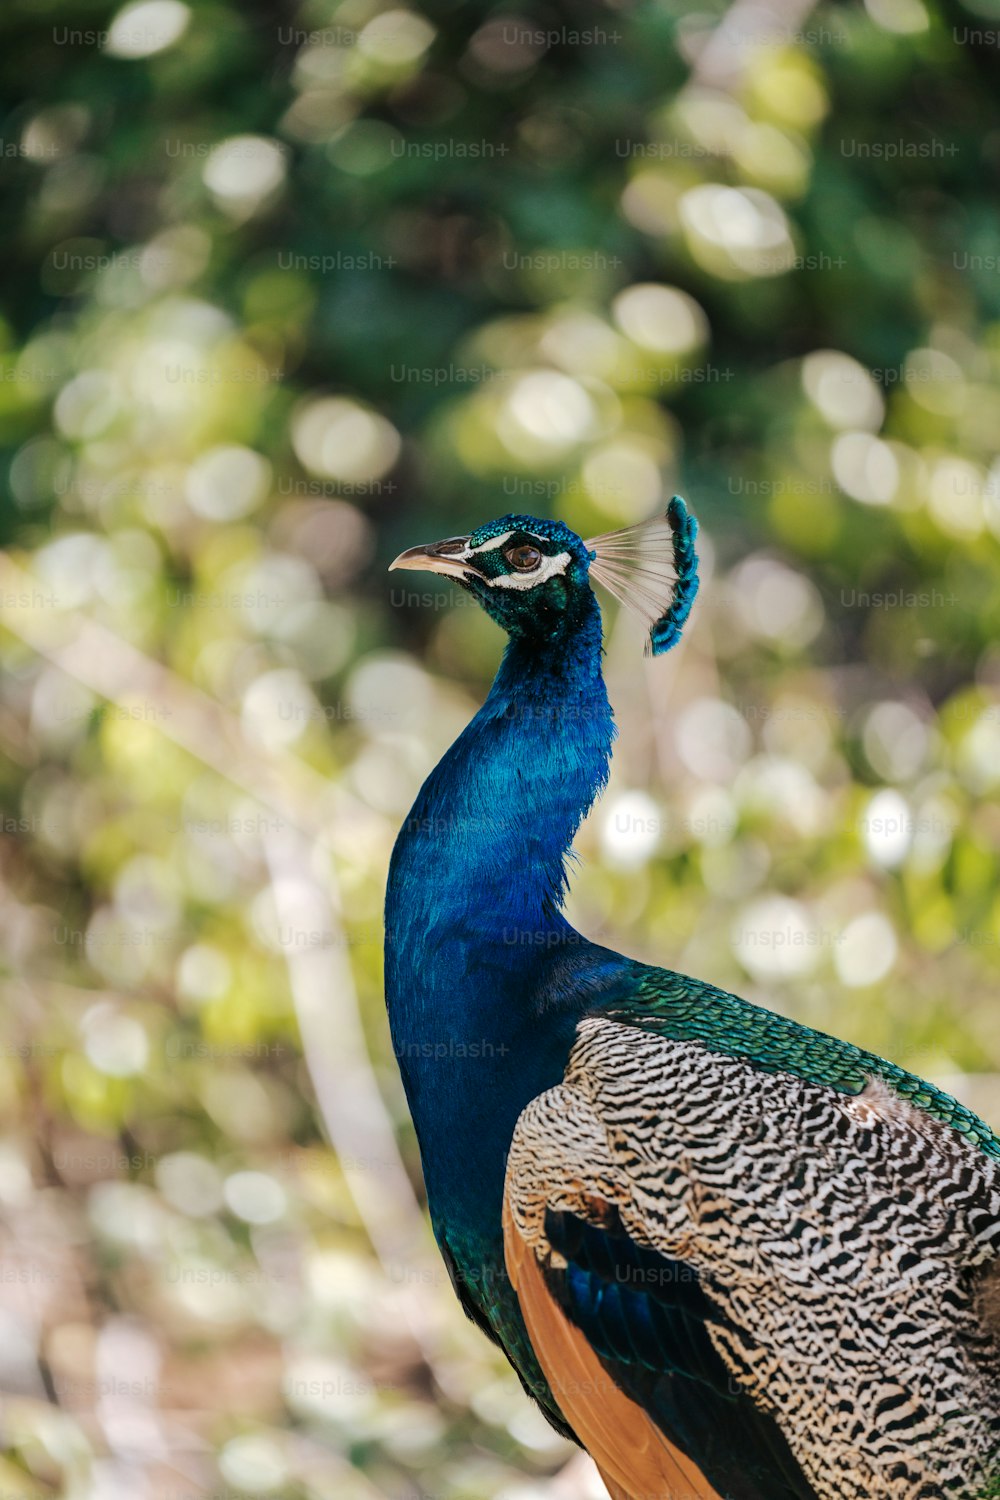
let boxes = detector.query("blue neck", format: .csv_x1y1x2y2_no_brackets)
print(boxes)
384,590,625,1239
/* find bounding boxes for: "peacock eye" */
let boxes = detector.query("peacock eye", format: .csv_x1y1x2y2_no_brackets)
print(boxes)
505,544,542,572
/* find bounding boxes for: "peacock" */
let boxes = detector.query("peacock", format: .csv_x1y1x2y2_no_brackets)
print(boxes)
383,498,1000,1500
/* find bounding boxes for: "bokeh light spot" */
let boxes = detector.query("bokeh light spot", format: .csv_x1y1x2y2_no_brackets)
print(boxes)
105,0,190,58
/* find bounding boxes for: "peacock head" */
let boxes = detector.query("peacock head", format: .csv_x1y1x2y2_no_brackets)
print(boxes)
389,497,700,657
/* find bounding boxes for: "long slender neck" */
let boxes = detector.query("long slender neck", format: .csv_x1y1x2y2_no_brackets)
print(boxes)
389,592,612,960
384,591,621,1230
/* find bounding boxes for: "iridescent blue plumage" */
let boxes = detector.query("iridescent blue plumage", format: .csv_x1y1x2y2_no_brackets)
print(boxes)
384,512,626,1431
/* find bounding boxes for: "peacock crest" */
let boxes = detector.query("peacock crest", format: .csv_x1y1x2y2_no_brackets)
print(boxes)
586,495,700,657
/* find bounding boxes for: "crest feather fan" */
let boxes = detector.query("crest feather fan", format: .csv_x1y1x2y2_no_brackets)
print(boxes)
586,495,700,656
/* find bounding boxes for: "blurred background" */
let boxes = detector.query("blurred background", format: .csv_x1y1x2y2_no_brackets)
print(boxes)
1,0,1000,1495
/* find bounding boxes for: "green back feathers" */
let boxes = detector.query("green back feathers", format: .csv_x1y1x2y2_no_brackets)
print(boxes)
599,968,1000,1161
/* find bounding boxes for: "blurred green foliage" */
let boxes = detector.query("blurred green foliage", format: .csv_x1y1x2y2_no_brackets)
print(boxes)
1,0,1000,1495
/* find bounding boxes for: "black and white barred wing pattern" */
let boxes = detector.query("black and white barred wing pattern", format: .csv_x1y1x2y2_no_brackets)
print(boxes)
504,1017,1000,1500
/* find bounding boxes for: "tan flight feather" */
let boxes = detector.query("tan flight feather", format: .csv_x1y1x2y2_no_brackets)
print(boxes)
502,1190,725,1500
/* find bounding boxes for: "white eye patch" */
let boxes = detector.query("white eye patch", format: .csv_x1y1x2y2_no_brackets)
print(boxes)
488,550,572,590
469,531,515,554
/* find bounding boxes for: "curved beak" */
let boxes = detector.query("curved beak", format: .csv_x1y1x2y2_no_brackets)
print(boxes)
388,536,483,581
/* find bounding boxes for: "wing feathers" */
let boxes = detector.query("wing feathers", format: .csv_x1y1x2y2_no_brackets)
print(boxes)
503,1192,726,1500
503,1019,1000,1499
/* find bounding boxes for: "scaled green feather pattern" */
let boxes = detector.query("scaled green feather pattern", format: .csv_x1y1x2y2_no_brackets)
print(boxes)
604,967,1000,1160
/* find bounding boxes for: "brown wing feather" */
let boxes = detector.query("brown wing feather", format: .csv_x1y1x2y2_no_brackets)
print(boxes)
597,1471,636,1500
503,1191,725,1500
